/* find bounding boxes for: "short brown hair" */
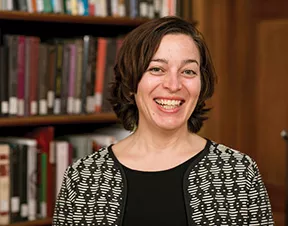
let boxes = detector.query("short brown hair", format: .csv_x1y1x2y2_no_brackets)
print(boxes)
109,16,216,133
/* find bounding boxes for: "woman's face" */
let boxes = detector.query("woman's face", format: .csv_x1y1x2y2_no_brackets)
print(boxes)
135,34,201,132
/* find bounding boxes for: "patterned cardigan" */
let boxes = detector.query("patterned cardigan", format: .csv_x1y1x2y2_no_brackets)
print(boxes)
52,141,274,225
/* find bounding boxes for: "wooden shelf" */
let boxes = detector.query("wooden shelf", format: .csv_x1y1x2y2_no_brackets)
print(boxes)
0,113,118,127
0,10,150,26
8,218,52,226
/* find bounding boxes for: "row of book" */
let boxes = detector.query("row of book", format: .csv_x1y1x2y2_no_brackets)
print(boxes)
0,125,130,224
0,34,121,117
0,0,180,18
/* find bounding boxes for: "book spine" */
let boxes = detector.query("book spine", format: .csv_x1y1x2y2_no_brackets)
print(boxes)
94,38,107,113
60,43,70,115
9,144,21,223
74,39,83,114
29,37,40,116
0,46,9,117
47,44,56,115
19,145,28,221
67,44,76,114
7,35,18,116
17,36,25,117
38,44,48,115
54,41,63,115
24,37,31,116
86,36,97,113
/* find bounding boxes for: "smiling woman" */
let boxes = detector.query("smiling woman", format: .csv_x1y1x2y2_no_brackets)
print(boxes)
52,16,274,226
110,16,215,134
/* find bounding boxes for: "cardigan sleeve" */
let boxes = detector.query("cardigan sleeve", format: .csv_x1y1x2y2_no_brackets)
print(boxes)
52,166,76,225
247,161,274,225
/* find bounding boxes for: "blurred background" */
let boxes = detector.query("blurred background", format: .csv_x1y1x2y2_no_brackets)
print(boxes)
193,0,288,225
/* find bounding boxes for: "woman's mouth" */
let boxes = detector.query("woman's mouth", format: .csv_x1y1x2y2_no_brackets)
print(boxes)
154,98,184,110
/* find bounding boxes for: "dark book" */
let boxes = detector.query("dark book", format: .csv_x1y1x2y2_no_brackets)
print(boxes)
8,143,21,223
61,42,71,115
81,35,92,114
4,35,18,116
54,40,64,115
0,45,9,117
102,38,117,112
38,43,49,115
125,0,130,17
47,44,56,115
106,0,112,16
74,39,83,114
17,36,26,117
19,144,28,221
18,0,28,11
86,36,97,114
13,0,19,10
24,37,31,117
29,37,40,116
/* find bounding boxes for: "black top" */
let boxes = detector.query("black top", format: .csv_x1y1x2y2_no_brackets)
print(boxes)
112,144,207,226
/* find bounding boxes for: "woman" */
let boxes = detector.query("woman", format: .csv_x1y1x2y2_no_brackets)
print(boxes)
52,16,274,225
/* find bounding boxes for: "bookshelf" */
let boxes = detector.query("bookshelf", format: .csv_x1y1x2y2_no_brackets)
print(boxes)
0,11,149,39
0,2,191,225
0,113,118,127
0,10,150,26
0,8,145,226
8,218,52,226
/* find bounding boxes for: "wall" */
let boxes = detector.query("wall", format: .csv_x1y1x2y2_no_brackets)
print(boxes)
192,1,288,225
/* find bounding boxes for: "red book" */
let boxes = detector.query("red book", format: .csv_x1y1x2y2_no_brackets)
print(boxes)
29,37,40,116
17,36,25,116
26,127,55,218
94,38,107,113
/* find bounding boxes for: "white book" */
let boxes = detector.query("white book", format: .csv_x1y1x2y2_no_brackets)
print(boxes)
36,0,44,12
55,141,69,197
7,0,13,10
27,142,37,221
26,0,33,12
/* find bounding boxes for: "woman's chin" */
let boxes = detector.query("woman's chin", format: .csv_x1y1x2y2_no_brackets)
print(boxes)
154,120,186,132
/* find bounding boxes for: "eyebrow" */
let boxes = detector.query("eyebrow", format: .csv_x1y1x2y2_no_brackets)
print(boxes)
151,58,199,66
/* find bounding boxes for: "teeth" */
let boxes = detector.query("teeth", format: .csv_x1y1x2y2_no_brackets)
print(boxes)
154,99,182,106
162,105,178,109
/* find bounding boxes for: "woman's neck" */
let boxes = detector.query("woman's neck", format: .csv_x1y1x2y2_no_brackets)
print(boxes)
112,123,206,171
130,123,193,154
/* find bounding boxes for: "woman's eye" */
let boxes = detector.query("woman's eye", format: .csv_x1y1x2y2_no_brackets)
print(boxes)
183,70,196,76
148,67,164,74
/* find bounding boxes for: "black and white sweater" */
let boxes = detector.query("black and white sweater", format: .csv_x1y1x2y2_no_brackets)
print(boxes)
52,141,274,225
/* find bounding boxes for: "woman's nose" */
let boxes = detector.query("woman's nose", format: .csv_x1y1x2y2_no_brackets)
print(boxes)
162,72,182,92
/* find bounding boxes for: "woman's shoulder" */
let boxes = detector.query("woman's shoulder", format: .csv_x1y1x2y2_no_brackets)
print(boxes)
68,145,115,173
205,139,257,170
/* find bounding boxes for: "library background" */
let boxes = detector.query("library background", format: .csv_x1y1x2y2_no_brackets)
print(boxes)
0,0,287,225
